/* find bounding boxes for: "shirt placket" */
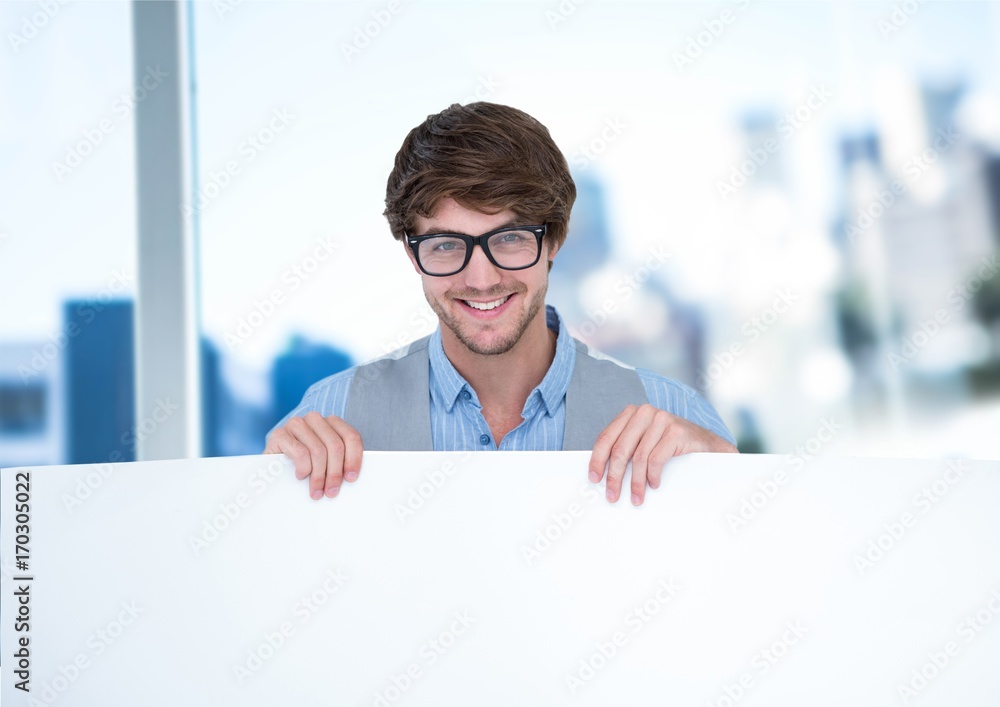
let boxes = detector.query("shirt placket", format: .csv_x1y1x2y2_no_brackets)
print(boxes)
456,387,496,449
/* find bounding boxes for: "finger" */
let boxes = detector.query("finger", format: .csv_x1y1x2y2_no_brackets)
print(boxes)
665,419,738,456
285,415,329,500
646,431,683,490
301,412,345,498
269,417,313,479
630,410,672,505
264,429,309,481
605,405,657,503
589,405,639,484
327,416,364,482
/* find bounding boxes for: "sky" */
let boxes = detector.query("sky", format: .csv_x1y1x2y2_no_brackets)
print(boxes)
2,0,1000,376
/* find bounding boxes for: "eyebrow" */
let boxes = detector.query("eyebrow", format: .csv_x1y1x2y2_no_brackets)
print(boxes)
413,220,519,237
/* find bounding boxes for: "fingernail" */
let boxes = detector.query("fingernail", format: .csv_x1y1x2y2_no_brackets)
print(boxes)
326,486,339,498
310,489,322,500
345,471,358,482
588,471,600,483
606,488,615,502
631,493,641,506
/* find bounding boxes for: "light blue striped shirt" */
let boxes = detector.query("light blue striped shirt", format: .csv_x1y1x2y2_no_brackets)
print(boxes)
269,305,735,450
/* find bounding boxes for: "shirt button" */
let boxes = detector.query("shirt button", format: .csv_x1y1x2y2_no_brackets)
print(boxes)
479,434,491,445
461,390,472,401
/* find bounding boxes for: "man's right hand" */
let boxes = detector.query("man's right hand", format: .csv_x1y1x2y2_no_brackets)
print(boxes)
263,412,364,500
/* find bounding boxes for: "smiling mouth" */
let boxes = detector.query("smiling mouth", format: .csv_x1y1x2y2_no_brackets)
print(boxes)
459,294,512,311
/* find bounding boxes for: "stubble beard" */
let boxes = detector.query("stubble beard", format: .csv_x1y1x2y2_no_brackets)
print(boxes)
428,281,547,356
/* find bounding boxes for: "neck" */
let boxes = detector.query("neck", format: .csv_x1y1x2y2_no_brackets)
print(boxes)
441,309,557,414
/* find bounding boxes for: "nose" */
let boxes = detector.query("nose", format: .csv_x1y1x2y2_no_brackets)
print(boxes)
460,242,503,292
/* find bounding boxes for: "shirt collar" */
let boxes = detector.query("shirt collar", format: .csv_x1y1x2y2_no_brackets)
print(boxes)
428,304,576,418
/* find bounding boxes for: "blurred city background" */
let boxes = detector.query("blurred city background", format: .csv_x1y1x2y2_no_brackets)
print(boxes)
2,0,1000,467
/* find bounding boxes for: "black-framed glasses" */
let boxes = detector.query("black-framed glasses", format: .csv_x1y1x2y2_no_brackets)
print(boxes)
406,224,547,277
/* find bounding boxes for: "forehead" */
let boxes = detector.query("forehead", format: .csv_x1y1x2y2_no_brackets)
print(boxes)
413,198,518,236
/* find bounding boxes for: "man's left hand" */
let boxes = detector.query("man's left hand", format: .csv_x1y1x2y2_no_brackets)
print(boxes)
589,404,738,506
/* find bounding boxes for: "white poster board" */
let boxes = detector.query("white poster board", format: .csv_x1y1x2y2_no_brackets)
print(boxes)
2,452,999,706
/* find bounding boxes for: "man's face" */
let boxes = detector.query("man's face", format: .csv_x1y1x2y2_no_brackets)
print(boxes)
406,198,558,356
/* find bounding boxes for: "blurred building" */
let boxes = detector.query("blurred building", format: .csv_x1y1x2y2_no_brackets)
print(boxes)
835,78,1000,421
201,338,278,457
553,175,613,278
700,105,850,452
201,339,224,457
2,294,357,465
270,337,353,430
985,156,1000,233
64,299,135,464
741,111,786,186
549,173,706,387
835,130,899,416
0,342,62,468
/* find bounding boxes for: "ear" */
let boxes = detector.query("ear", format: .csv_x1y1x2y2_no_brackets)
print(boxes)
546,239,560,262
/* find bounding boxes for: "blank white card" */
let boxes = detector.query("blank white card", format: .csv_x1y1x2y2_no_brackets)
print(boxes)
2,451,999,706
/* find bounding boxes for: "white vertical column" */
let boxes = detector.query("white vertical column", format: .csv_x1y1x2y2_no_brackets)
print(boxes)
132,0,200,460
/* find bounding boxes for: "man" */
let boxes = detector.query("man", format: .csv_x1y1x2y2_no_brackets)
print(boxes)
265,102,737,505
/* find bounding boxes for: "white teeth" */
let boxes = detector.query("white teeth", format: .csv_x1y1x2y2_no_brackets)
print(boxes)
464,295,510,311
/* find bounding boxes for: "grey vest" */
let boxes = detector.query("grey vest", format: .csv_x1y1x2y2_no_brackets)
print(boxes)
344,335,648,451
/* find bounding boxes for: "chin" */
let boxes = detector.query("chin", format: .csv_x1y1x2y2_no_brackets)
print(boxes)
458,330,521,356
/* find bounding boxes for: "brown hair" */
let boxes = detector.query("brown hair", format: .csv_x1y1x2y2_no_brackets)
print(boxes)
383,102,576,266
